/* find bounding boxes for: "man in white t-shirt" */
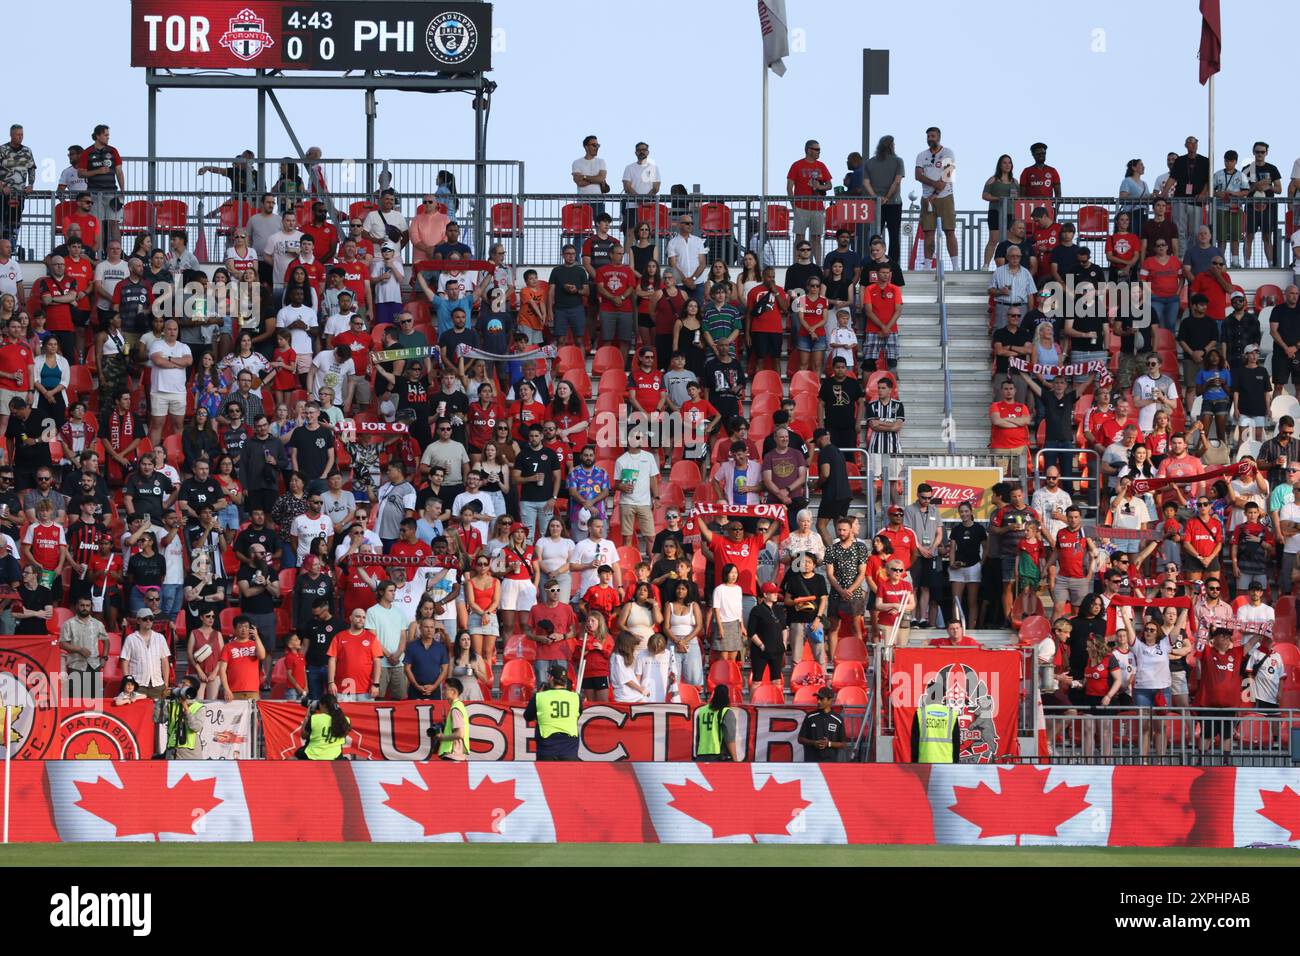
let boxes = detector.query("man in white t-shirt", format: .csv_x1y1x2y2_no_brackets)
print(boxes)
613,432,660,550
571,135,607,197
361,189,409,248
1131,360,1179,432
621,142,660,197
0,239,23,301
1031,466,1073,543
290,492,334,562
569,516,620,600
1279,497,1300,588
390,565,421,625
1236,582,1275,641
451,469,496,520
915,127,957,266
277,284,319,373
147,318,192,445
262,211,303,287
309,344,355,408
92,241,129,320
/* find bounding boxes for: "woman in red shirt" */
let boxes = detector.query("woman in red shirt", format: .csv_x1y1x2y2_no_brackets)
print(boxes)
653,270,687,370
465,554,500,662
1105,211,1141,283
1145,408,1173,467
572,611,613,702
1138,238,1183,333
548,380,589,455
508,379,548,443
466,381,502,461
864,534,893,636
632,258,663,354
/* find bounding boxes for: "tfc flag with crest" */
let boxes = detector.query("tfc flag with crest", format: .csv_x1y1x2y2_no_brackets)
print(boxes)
890,647,1022,763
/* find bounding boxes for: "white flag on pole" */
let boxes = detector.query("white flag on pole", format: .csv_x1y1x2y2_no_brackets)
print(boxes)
758,0,789,77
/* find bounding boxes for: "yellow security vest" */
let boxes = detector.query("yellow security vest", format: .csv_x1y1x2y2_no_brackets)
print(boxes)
438,699,470,756
305,711,346,760
168,700,203,752
917,703,957,764
535,687,580,738
695,705,730,757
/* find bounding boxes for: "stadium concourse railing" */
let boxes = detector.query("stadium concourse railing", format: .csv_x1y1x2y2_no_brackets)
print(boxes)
1034,706,1300,767
14,176,1300,271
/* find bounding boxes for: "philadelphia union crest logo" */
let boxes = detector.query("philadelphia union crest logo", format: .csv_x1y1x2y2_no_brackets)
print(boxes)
219,9,276,62
921,663,999,763
425,12,479,66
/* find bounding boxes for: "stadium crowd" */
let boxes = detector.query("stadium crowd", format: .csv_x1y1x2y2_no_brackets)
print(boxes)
0,122,1289,744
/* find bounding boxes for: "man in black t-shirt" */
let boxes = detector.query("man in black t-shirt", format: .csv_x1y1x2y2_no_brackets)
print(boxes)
415,465,457,518
287,402,335,486
234,507,282,568
548,243,590,348
1269,285,1300,391
994,220,1035,271
302,596,344,701
429,369,470,447
235,543,280,652
702,351,747,425
797,686,848,762
1177,295,1220,410
818,358,863,451
396,363,434,447
438,308,478,371
992,308,1033,403
178,458,225,523
1233,345,1273,442
513,425,562,539
5,399,50,491
123,455,175,522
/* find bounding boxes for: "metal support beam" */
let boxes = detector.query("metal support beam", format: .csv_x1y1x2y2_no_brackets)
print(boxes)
365,87,377,195
265,89,307,160
472,78,488,256
146,79,158,207
256,75,267,194
145,72,484,91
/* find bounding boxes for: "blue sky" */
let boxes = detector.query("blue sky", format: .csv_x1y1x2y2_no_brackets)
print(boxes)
15,0,1295,206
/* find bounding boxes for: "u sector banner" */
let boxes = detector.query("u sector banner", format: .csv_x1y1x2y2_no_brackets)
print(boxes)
195,702,256,760
258,700,816,762
8,761,1300,846
905,466,1003,521
890,648,1021,764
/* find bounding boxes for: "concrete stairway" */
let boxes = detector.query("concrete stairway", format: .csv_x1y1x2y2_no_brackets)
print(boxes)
895,270,996,455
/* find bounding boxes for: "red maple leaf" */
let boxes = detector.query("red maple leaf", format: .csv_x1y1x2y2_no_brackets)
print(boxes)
949,766,1090,844
74,763,223,841
381,763,524,839
1256,787,1300,841
664,765,811,841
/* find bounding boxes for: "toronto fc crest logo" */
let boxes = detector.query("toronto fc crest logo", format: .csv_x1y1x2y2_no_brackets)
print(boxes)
219,8,276,62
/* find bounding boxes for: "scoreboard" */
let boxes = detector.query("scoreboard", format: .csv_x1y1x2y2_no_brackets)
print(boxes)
131,0,492,72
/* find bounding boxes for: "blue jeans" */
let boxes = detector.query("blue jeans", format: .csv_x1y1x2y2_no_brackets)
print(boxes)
159,583,183,620
1133,687,1165,709
518,499,551,541
281,540,298,569
307,664,329,702
1152,296,1181,333
674,641,703,686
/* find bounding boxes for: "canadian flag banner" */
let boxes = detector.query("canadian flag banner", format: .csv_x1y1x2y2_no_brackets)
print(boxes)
1,762,1291,846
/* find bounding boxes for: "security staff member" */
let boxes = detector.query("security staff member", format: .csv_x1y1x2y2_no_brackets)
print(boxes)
298,693,351,761
797,686,847,761
524,666,582,761
694,684,739,761
430,678,470,760
911,697,961,763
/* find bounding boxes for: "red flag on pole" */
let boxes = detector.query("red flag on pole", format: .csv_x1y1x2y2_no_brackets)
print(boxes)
1198,0,1221,85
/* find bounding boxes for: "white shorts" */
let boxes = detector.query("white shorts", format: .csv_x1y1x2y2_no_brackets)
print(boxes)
949,563,982,584
1239,415,1268,429
150,391,185,416
500,578,537,612
0,389,26,414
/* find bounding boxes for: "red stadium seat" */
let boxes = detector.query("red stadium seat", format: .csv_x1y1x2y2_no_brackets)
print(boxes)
1255,284,1283,311
834,636,868,663
217,199,254,234
635,203,672,235
562,367,592,400
348,200,378,222
68,365,93,402
154,200,189,231
500,658,536,703
750,680,785,705
556,345,586,373
489,202,524,237
502,633,536,662
706,659,743,697
599,368,627,397
765,204,791,237
750,393,781,420
120,200,153,236
219,607,240,636
47,606,74,637
560,202,594,238
1076,204,1109,239
835,686,869,707
677,683,702,706
793,685,820,705
668,460,701,488
831,660,866,690
698,202,732,238
751,369,783,400
592,346,624,376
790,659,825,689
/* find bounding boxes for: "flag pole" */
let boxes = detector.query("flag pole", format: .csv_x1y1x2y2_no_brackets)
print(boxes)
3,703,11,845
1207,74,1215,195
760,56,769,257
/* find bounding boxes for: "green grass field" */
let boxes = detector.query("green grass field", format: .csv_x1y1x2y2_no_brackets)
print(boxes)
1,844,1295,866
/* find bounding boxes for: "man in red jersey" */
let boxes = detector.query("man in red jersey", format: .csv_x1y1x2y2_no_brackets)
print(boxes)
332,311,371,413
1019,143,1062,199
335,238,373,316
34,255,78,363
1155,433,1205,510
1196,625,1247,759
0,316,32,436
1029,206,1061,283
628,346,666,417
75,124,124,249
698,517,781,621
786,139,833,262
64,193,101,255
1049,505,1098,612
327,607,383,701
389,517,433,565
595,243,637,349
219,615,267,701
286,234,326,301
1183,493,1225,583
879,505,919,570
862,263,903,372
299,201,339,263
989,377,1032,463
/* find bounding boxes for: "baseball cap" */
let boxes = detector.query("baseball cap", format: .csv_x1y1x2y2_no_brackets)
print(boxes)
761,582,780,595
1249,581,1266,590
135,608,154,619
1244,344,1259,354
379,399,397,422
816,686,835,699
1231,291,1247,301
888,505,904,516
